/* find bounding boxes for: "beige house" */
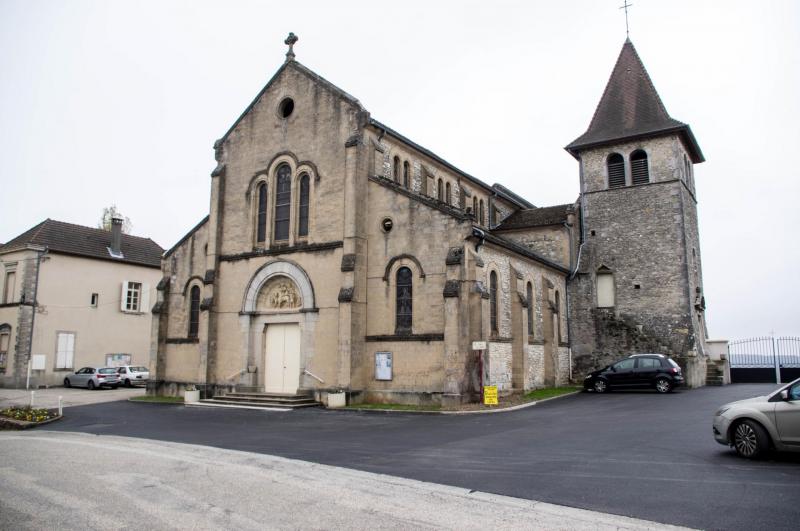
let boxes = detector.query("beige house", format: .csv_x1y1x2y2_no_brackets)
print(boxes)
152,36,712,405
0,218,163,388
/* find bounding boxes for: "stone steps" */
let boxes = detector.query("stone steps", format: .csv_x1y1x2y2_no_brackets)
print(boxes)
706,362,725,386
192,391,321,410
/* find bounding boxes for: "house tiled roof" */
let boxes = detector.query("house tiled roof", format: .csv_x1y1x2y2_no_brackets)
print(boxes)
0,219,164,268
565,39,704,163
495,204,573,230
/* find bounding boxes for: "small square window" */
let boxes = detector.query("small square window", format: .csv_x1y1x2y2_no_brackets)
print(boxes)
91,293,99,307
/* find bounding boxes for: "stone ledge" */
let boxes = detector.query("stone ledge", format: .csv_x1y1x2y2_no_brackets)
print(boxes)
365,333,444,342
220,241,343,262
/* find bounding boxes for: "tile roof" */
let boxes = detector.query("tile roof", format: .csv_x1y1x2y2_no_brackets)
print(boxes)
566,39,704,163
494,203,573,230
0,219,164,268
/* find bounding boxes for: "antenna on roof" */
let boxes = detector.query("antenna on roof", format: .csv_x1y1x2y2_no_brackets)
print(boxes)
619,1,632,39
284,32,299,62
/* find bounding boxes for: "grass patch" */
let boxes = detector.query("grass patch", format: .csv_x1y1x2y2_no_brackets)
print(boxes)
523,386,581,402
345,403,441,412
129,395,186,404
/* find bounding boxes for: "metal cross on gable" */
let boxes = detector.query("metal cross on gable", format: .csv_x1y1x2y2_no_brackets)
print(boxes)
619,1,633,38
285,32,299,62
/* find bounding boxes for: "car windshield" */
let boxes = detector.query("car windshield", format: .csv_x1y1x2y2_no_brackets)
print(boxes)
98,368,117,374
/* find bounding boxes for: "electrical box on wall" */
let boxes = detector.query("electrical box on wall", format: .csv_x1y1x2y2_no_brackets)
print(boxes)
31,355,46,370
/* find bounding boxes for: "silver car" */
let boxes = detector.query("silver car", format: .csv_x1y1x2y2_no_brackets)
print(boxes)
116,365,150,387
63,367,121,390
713,377,800,458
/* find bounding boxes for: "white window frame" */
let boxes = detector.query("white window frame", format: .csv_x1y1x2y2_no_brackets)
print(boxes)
56,331,75,369
120,281,149,313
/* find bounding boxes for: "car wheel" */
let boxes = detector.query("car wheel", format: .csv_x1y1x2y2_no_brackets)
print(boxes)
64,378,71,388
125,379,131,387
655,377,672,393
87,380,96,390
593,379,608,393
733,420,769,459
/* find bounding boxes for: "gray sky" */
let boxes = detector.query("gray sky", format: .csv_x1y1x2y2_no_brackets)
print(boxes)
1,0,798,340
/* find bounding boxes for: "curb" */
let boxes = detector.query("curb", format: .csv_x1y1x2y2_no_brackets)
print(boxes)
335,390,582,416
0,414,63,430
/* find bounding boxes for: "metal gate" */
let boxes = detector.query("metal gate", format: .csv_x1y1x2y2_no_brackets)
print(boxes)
728,337,800,383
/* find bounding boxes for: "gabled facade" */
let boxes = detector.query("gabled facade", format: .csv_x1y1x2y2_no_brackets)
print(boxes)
152,36,712,404
0,219,164,388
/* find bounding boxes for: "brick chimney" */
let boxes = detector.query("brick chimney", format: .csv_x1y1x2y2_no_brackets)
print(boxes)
110,215,123,256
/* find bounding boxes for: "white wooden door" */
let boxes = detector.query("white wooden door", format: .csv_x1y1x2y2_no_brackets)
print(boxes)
264,324,301,394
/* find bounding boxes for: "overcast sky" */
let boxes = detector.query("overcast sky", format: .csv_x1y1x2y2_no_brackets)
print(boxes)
1,0,798,340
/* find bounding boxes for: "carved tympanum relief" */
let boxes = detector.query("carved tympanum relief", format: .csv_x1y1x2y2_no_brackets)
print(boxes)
256,277,301,311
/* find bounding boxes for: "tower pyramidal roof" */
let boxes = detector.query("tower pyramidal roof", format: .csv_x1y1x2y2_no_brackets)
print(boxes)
566,39,704,162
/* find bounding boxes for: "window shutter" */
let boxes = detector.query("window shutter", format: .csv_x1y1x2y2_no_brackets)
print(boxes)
120,281,128,311
141,283,150,313
66,333,74,368
56,333,66,368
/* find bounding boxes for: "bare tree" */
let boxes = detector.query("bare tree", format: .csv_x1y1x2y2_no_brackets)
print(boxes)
98,205,133,234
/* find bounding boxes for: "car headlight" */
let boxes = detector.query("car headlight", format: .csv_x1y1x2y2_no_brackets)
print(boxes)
584,375,592,379
714,406,731,417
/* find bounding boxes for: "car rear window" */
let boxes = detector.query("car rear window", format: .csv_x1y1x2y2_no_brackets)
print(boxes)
99,368,117,374
132,367,148,372
668,359,680,369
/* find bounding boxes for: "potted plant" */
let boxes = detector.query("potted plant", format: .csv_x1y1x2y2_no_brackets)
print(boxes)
184,384,200,403
327,389,346,408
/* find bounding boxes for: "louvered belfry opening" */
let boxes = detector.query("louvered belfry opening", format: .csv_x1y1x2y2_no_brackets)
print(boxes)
631,150,650,185
607,153,625,188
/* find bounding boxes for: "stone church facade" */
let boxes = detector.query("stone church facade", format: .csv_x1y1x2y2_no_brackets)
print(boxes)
150,36,709,404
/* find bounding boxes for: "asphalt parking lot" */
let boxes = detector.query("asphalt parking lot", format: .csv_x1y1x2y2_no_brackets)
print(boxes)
44,383,799,530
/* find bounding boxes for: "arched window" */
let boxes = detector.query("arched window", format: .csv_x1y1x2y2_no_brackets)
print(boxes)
403,161,410,188
188,285,201,339
490,271,498,333
393,156,400,182
554,290,561,342
596,268,615,308
396,267,413,334
256,182,268,243
472,196,478,218
607,153,625,188
445,182,451,205
298,173,310,238
437,178,443,201
274,164,292,241
479,199,485,225
630,150,649,184
526,282,534,337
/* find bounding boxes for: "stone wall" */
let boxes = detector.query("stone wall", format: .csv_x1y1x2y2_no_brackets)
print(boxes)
569,134,707,384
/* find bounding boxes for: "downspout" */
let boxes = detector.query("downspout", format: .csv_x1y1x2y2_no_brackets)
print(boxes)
25,246,47,390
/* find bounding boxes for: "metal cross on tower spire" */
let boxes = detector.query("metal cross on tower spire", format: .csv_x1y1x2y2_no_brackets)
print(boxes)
284,32,299,62
619,1,633,38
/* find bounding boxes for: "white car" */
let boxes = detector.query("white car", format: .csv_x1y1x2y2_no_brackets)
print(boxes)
116,365,150,387
713,377,800,458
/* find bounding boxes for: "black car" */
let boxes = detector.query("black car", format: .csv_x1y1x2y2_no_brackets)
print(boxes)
583,354,684,393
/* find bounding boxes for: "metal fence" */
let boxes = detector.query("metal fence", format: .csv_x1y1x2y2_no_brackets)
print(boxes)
728,337,800,383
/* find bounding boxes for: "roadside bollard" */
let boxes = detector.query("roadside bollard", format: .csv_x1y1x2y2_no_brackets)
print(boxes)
30,390,35,408
58,396,63,416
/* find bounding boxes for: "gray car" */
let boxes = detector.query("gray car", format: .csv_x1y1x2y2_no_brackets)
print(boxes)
116,365,149,387
63,367,121,390
713,377,800,458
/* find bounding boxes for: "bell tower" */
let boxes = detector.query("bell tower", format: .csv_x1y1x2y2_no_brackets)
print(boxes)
565,39,709,386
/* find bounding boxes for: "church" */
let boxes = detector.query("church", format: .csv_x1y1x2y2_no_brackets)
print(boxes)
149,34,710,405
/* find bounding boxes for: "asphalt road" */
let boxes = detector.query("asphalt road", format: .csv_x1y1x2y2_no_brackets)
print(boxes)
44,384,799,530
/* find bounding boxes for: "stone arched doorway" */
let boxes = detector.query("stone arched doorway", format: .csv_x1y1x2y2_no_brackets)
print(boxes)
241,260,317,394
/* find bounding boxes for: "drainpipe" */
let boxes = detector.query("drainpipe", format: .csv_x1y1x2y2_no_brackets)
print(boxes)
564,156,588,383
25,246,47,390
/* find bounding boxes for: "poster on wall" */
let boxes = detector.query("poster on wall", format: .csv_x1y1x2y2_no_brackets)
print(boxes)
375,352,392,381
106,353,132,367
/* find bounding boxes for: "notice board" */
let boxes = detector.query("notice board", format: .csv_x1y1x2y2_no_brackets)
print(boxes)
375,352,392,380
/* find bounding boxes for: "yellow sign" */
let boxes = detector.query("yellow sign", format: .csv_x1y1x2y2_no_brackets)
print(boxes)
483,385,498,405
